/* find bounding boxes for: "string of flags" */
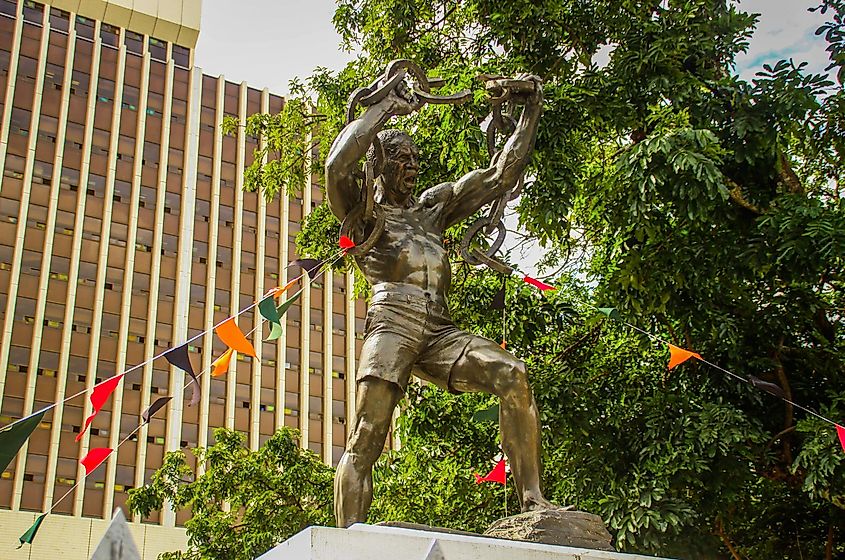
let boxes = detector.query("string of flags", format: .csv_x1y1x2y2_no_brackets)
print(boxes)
4,248,346,548
489,275,845,455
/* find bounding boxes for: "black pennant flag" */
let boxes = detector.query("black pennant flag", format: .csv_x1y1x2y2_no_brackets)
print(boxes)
491,284,506,310
0,411,46,473
164,345,200,407
291,258,323,280
142,396,173,423
748,375,787,399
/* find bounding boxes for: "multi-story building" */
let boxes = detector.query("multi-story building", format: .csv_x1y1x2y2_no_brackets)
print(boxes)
0,0,365,556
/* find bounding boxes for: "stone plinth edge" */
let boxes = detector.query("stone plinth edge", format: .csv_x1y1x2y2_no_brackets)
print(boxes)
258,523,676,560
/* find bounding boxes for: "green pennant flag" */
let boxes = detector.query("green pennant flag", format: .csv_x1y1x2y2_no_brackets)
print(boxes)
258,296,282,326
597,307,621,320
18,513,47,548
266,291,303,341
472,403,500,423
0,410,46,474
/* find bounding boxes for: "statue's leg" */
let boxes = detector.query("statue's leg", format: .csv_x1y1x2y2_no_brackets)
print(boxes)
448,338,553,511
334,377,403,527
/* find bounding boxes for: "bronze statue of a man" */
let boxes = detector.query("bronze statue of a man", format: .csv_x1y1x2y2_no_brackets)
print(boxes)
326,74,551,527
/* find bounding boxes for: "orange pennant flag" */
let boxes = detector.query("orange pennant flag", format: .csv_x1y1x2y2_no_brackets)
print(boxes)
271,278,298,299
500,340,507,349
215,318,257,358
211,348,234,377
667,344,702,370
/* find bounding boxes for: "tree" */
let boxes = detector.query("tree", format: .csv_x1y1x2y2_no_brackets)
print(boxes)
136,0,845,558
127,427,334,560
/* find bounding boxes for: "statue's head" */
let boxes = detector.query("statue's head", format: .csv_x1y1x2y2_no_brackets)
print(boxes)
368,129,418,205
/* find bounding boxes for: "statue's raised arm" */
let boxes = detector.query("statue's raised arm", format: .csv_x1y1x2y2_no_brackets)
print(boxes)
325,81,421,222
421,75,543,229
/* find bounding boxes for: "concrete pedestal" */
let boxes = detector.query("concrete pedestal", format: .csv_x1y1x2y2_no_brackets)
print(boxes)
258,523,675,560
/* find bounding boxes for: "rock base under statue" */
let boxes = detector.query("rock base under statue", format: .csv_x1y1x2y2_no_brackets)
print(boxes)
257,523,675,560
484,509,614,551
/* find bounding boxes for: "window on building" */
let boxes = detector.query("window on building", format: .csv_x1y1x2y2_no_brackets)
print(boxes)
75,15,94,41
125,30,143,55
148,37,166,61
22,0,42,25
100,23,119,48
0,0,16,18
70,69,89,96
49,6,69,31
97,78,114,103
172,44,189,68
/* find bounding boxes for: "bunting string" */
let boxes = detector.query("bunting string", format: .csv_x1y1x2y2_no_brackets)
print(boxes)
598,308,844,429
0,249,345,434
491,269,843,449
12,250,346,546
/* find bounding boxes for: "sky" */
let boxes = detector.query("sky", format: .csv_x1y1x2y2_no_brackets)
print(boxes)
195,0,832,95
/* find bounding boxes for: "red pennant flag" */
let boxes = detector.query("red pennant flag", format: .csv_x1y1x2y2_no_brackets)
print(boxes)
836,424,845,453
474,458,507,485
522,275,555,291
215,318,257,358
667,344,702,370
339,235,356,254
80,447,112,475
76,374,125,442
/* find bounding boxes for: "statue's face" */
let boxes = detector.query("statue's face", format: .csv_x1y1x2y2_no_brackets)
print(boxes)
383,140,419,201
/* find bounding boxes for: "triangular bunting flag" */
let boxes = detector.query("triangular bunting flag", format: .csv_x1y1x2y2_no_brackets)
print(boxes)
748,375,786,399
0,411,46,473
267,290,303,341
164,344,200,407
490,284,506,310
211,348,234,376
667,344,702,370
292,258,323,280
17,513,47,548
472,403,499,423
597,307,621,320
271,278,298,299
473,458,507,485
81,447,112,475
216,317,257,357
266,322,284,342
836,424,845,453
142,396,172,423
339,235,356,254
522,275,555,291
500,340,506,349
258,296,282,326
76,374,125,442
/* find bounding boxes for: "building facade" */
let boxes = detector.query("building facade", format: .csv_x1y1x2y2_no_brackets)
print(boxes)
0,0,364,555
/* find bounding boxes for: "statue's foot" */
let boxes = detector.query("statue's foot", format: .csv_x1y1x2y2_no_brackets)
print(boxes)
522,496,574,512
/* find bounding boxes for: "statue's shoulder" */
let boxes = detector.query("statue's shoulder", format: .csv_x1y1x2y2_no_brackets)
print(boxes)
418,182,454,208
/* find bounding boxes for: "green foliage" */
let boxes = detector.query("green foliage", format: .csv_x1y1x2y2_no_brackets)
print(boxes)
136,0,845,558
126,428,333,560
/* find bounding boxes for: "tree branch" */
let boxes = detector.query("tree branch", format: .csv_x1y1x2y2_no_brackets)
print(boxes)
725,177,762,214
777,150,804,195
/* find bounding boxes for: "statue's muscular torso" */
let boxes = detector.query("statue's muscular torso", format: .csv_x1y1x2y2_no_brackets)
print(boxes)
354,193,452,302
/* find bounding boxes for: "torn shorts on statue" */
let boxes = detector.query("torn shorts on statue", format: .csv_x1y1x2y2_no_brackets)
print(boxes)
356,289,475,393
